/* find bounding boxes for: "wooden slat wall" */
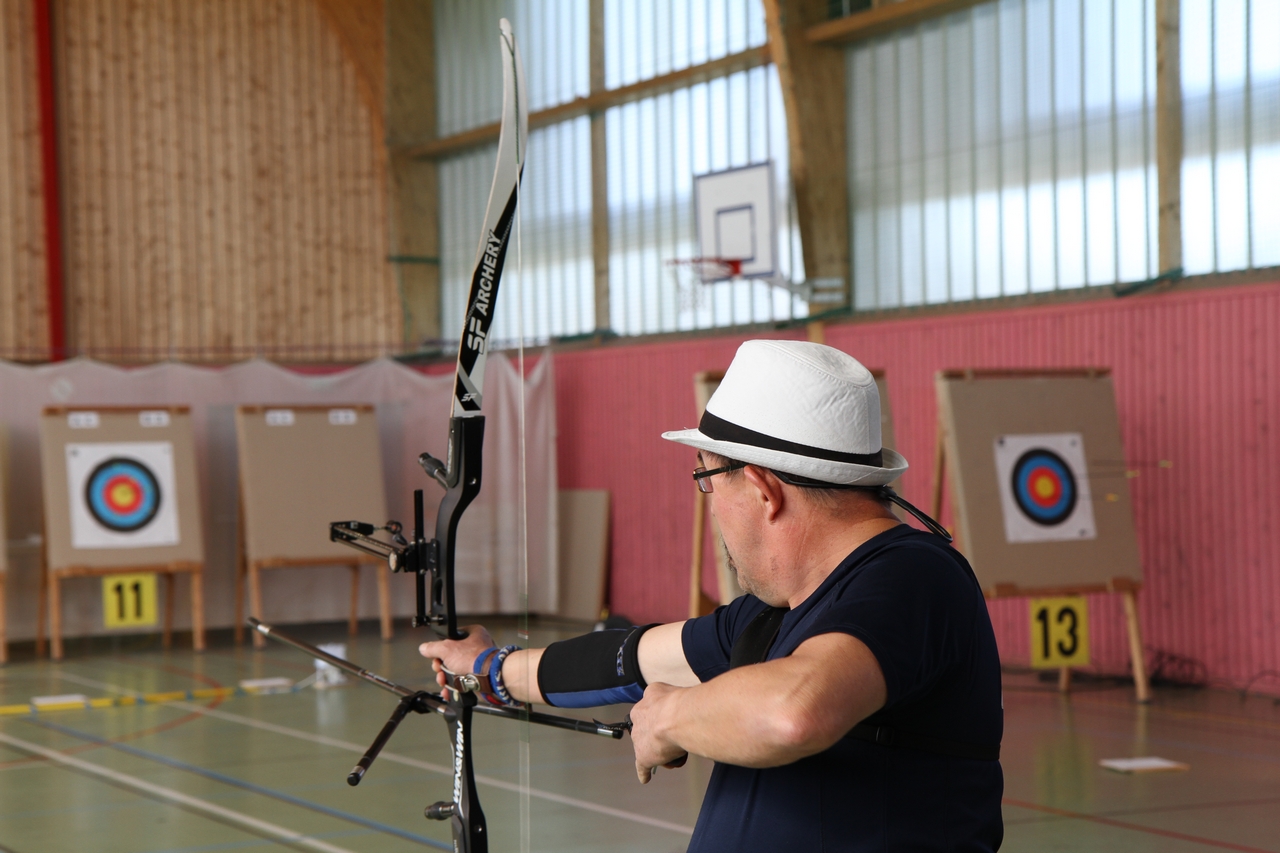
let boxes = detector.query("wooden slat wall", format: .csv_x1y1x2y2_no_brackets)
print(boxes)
0,0,49,361
57,0,397,362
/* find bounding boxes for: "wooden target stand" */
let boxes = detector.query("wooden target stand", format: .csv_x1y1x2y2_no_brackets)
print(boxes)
931,370,1151,703
37,555,205,660
232,503,391,649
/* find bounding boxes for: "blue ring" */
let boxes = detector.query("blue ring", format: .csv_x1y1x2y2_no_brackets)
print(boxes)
1011,450,1076,526
85,458,162,532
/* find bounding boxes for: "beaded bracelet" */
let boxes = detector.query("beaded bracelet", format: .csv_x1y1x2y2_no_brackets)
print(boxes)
488,644,522,707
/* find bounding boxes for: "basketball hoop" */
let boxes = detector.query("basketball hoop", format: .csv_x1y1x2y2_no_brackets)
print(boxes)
666,257,743,310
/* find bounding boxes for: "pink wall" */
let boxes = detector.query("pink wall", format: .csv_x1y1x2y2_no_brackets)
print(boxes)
554,282,1280,691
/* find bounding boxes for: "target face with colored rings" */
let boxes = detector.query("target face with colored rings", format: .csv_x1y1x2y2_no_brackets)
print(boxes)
1011,449,1077,526
85,457,162,532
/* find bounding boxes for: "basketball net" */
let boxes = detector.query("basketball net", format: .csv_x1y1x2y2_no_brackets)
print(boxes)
666,257,743,311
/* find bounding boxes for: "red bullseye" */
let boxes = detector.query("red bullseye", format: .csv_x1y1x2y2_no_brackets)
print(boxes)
103,475,144,513
1026,466,1063,507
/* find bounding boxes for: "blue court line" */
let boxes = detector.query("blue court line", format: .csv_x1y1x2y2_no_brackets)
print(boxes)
22,717,450,851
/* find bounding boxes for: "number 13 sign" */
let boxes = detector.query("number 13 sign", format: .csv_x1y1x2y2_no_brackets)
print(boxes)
1029,596,1090,668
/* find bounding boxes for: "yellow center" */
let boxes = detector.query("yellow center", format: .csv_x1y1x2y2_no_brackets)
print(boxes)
110,482,138,506
1033,476,1055,499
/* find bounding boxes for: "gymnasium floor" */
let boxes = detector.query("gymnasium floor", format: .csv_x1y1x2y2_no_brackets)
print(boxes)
1,622,1277,853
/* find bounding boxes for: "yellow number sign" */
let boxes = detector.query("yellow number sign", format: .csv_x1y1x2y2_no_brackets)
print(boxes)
103,573,158,628
1029,596,1090,668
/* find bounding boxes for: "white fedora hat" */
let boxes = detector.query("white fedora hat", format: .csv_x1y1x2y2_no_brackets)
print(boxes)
662,340,908,487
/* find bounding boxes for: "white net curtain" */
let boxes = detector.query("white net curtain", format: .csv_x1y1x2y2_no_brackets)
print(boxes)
0,355,558,641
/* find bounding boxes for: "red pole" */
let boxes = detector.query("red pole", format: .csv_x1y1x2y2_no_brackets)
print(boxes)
33,0,65,361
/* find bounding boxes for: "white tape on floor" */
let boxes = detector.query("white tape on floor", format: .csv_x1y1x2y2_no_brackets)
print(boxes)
56,670,697,835
0,730,359,853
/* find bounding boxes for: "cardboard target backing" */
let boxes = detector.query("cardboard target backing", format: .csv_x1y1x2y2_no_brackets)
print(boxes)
235,406,387,563
40,408,205,570
936,370,1142,592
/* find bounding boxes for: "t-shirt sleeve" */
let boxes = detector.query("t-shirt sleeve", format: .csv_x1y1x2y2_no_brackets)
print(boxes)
808,543,977,708
681,594,771,683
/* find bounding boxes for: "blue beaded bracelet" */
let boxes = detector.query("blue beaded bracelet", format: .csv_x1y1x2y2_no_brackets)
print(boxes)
488,645,522,707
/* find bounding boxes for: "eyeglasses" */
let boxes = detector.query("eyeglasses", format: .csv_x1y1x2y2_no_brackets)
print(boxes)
692,461,746,493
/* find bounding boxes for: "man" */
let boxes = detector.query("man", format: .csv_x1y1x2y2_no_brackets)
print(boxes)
422,339,1003,852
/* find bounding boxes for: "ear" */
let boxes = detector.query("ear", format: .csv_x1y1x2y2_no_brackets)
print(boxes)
742,465,787,522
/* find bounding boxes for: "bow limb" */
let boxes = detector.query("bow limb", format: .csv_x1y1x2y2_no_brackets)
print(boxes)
427,18,529,643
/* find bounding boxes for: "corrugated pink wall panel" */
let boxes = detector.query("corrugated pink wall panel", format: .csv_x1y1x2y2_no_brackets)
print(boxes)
554,283,1280,690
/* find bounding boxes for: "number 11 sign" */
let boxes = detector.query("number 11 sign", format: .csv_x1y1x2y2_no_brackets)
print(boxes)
102,573,158,629
1029,596,1091,669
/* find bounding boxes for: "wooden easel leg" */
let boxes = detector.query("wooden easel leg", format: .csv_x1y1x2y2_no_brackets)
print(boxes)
0,572,7,665
249,564,264,650
1122,589,1151,703
689,490,707,620
376,562,392,642
1058,667,1072,693
931,424,946,520
162,573,174,650
348,566,360,637
36,563,47,658
191,568,206,652
234,556,245,646
50,576,63,661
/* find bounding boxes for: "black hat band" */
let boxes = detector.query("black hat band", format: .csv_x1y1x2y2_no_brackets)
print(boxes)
699,410,885,468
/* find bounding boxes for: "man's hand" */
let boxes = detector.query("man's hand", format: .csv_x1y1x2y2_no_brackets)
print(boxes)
419,624,496,691
629,682,690,784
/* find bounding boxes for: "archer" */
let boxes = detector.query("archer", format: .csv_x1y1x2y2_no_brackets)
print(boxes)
421,339,1004,853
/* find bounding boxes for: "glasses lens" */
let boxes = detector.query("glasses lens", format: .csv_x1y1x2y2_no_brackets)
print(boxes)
693,466,713,493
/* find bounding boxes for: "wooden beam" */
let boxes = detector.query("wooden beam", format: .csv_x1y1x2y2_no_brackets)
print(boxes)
763,0,850,307
405,45,772,160
807,0,987,45
589,0,611,334
1156,0,1182,276
386,0,441,344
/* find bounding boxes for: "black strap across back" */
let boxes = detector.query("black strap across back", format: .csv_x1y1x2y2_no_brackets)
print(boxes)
728,604,1000,762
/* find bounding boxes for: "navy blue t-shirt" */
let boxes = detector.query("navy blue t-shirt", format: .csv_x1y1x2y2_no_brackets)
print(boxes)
681,525,1003,852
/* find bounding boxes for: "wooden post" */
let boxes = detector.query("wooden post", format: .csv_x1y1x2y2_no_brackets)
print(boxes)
162,572,175,649
234,497,246,645
762,0,851,309
1120,586,1152,703
249,563,265,650
1058,667,1072,693
0,572,7,664
589,0,611,335
1156,0,1182,275
348,565,361,636
377,562,393,641
931,421,947,520
190,567,205,652
689,490,705,619
50,575,62,660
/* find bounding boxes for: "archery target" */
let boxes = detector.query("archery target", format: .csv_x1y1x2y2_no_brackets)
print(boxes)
66,442,180,549
994,433,1096,543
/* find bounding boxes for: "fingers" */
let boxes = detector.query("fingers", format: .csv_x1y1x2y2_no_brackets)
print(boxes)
635,761,653,785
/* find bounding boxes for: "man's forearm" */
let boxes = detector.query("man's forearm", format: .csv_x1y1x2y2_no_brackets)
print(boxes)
640,633,887,768
494,648,544,704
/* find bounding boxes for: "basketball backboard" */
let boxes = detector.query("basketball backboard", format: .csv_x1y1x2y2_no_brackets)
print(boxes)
694,162,776,279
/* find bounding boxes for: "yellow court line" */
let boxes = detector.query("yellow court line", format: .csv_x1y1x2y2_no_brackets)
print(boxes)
0,685,290,717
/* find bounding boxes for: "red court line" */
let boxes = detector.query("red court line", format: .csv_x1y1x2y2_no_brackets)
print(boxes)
0,669,227,770
1003,797,1278,853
